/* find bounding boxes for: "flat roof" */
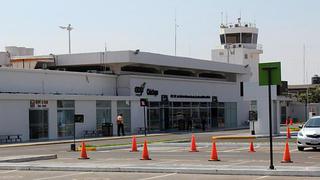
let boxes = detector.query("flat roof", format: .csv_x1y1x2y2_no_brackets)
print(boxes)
54,51,249,74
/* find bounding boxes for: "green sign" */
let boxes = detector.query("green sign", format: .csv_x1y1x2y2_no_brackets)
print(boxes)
259,62,281,86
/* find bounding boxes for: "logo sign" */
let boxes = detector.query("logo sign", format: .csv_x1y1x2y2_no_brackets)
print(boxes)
74,114,84,123
259,62,281,86
134,82,159,96
30,100,48,108
140,98,148,107
135,82,146,96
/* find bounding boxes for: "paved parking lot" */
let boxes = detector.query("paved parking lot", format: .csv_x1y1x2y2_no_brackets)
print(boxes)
1,129,318,178
25,140,318,168
0,170,320,180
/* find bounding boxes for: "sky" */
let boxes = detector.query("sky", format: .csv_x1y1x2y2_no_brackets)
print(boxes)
0,0,319,85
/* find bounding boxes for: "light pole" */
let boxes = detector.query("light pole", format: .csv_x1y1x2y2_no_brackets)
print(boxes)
59,24,73,54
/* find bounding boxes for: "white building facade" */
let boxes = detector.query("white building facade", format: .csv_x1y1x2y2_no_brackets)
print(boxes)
0,19,289,141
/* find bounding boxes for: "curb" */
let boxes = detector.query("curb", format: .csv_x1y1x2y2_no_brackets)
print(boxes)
0,134,169,149
0,154,57,163
0,164,319,177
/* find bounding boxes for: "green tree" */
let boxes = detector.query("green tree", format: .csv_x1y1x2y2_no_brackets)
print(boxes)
295,85,320,103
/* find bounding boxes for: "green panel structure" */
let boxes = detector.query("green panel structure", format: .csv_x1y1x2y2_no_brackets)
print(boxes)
259,62,281,86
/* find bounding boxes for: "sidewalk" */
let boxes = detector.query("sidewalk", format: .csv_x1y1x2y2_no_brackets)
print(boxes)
0,162,318,177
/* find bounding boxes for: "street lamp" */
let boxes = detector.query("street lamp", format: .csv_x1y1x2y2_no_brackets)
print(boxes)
59,24,73,54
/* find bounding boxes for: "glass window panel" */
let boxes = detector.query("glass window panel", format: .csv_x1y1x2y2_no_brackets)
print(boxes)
148,108,161,131
241,33,252,43
29,110,48,139
57,109,75,137
57,100,74,108
96,100,111,108
182,102,191,107
200,102,208,107
96,109,111,131
173,102,181,107
220,34,225,44
192,102,199,107
252,34,258,44
117,100,130,108
149,102,160,107
226,33,240,44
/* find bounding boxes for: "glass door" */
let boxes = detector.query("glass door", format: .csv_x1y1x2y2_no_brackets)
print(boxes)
29,109,48,140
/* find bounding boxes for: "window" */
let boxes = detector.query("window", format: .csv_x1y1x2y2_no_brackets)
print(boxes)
226,33,240,44
96,100,111,132
57,100,75,137
252,34,258,44
220,35,225,44
219,52,224,56
147,102,161,131
241,33,252,43
244,54,248,59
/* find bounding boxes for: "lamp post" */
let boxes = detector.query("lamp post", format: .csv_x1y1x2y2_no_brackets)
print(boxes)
59,24,73,54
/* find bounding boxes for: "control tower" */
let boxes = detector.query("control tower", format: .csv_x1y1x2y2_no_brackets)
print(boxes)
211,18,263,82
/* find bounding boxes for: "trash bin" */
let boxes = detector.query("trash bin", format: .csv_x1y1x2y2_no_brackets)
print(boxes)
102,122,113,136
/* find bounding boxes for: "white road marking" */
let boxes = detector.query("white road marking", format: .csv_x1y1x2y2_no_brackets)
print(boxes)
138,173,177,180
253,175,269,180
0,170,17,174
34,172,91,180
166,148,185,152
146,160,179,165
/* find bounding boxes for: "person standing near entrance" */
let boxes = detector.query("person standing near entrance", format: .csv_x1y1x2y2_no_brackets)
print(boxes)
117,114,125,136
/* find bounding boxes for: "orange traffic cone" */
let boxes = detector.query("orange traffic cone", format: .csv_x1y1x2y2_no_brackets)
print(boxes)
281,140,293,163
189,134,199,152
130,135,139,152
208,141,220,161
286,126,291,139
289,118,293,125
79,142,89,159
140,140,151,160
248,141,256,152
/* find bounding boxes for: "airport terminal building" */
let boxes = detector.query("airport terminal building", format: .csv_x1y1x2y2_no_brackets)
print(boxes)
0,20,288,141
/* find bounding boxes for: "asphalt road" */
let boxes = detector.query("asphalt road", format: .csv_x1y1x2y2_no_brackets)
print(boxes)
0,170,319,180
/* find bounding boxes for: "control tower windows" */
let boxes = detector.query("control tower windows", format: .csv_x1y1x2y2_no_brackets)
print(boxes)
226,33,240,44
220,35,225,44
241,33,252,43
252,34,258,44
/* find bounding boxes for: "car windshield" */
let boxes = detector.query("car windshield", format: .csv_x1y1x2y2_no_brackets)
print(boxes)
304,118,320,128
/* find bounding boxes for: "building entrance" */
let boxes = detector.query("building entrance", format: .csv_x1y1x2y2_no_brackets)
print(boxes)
29,109,48,140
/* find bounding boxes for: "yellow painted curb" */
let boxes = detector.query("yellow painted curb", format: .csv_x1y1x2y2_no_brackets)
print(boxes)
76,147,97,151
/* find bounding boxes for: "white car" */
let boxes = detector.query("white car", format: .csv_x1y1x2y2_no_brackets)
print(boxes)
297,116,320,151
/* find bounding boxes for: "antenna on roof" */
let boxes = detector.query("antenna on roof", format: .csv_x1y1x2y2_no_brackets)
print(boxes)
103,41,108,72
220,12,223,25
174,9,179,56
225,12,228,25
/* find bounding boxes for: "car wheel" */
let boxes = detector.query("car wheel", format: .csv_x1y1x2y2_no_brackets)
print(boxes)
298,147,304,151
313,147,317,150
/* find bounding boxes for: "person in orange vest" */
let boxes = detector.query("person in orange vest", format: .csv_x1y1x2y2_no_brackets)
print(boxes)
117,114,125,136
